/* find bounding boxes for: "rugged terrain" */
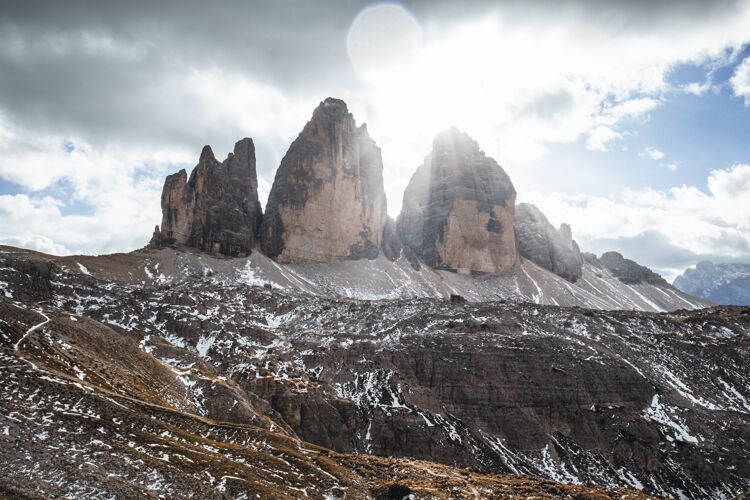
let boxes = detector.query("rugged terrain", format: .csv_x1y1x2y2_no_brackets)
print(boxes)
674,261,750,306
0,96,738,499
1,245,748,499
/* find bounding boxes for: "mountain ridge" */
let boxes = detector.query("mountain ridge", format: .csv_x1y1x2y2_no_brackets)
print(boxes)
142,97,698,312
674,261,750,306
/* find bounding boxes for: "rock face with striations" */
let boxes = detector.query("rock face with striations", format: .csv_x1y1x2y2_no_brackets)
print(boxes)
259,98,387,263
150,138,263,256
396,128,518,273
515,203,584,282
587,251,667,285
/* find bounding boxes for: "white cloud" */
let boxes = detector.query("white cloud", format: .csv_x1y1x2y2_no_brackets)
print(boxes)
522,163,750,273
659,162,679,172
730,56,750,105
344,5,750,214
0,122,188,254
641,146,665,160
586,126,623,152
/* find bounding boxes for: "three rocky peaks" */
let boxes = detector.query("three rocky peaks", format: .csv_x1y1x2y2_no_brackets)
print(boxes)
150,97,584,280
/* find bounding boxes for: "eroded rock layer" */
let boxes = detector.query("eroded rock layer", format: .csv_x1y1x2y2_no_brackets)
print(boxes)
397,128,518,273
150,138,263,256
259,98,387,263
515,203,584,282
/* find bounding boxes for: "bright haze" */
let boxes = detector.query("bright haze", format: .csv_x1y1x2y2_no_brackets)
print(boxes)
1,0,750,280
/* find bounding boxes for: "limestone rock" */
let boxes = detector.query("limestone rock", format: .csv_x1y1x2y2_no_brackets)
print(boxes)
588,251,667,285
515,203,583,282
259,98,387,263
150,138,262,256
396,128,518,274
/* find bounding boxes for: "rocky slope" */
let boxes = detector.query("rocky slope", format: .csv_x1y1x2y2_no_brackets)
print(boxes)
0,246,660,499
515,202,584,282
1,245,747,499
0,304,645,500
396,128,518,274
674,261,750,306
150,138,263,257
259,98,387,264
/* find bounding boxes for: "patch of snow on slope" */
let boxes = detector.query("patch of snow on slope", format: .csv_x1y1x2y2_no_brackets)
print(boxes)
643,394,699,444
534,444,581,485
196,335,216,359
656,364,720,410
237,260,270,287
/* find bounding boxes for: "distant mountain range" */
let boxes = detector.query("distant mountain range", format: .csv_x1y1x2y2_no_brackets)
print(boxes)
674,261,750,305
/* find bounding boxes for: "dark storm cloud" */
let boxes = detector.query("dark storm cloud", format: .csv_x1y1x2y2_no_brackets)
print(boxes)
0,0,743,154
0,1,365,147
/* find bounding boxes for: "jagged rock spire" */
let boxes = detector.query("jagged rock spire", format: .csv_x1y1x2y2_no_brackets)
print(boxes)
150,138,263,256
259,97,387,263
396,127,518,274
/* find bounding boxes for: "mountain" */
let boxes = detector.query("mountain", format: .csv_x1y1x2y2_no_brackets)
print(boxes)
515,202,584,282
396,127,518,274
674,261,750,305
150,138,263,256
142,104,700,312
0,244,747,499
2,97,743,499
259,97,387,263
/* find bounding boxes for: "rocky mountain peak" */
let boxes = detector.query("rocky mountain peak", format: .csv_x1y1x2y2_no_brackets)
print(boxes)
514,203,583,282
431,126,482,156
150,138,262,256
593,251,667,285
396,127,518,274
559,223,573,246
259,98,387,263
199,144,216,163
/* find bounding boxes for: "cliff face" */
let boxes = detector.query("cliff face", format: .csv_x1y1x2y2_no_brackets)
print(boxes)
150,138,263,256
515,203,584,282
259,98,387,264
396,128,518,274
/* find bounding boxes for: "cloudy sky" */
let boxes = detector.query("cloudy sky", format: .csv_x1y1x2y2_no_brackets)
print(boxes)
1,0,750,280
